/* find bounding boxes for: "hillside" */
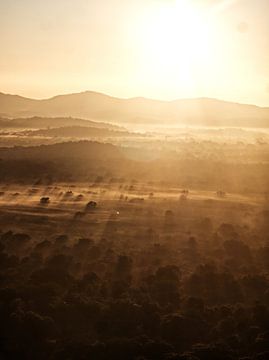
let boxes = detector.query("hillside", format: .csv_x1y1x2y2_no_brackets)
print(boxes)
0,115,124,130
23,126,137,138
1,91,269,128
0,140,268,193
0,140,123,160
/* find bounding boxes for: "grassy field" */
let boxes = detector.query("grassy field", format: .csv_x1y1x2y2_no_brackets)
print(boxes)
0,182,264,244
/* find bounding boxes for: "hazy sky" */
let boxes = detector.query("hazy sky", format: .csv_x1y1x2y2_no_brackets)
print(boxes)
0,0,269,105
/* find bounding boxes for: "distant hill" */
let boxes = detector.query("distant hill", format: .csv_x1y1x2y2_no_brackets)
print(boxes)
23,125,138,138
1,91,269,127
0,116,124,131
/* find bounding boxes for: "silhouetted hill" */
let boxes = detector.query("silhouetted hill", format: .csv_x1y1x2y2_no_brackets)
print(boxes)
0,140,123,160
0,91,269,127
0,115,124,130
0,140,127,182
23,125,138,138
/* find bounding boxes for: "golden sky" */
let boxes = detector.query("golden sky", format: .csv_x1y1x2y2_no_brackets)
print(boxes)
0,0,269,105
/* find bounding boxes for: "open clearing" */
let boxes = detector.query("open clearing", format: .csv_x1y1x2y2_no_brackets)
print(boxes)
0,182,265,244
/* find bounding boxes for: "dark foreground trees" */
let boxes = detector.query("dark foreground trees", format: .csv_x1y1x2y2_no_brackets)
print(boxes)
0,222,268,360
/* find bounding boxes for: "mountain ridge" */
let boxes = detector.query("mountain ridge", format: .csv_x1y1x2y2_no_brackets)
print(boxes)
1,90,269,128
1,91,267,108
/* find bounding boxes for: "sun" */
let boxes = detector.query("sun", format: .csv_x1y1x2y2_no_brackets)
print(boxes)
133,0,214,93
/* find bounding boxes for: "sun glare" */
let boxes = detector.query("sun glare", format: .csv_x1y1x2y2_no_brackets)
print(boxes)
134,0,214,93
